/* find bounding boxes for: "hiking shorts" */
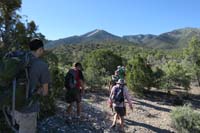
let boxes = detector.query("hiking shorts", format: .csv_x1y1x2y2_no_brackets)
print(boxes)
65,87,81,103
14,111,37,133
114,106,126,117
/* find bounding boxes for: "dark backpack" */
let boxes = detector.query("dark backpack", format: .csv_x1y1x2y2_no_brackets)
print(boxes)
64,69,76,89
0,50,36,111
111,87,124,104
111,75,119,86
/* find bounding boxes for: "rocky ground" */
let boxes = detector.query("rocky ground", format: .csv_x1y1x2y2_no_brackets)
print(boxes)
37,87,200,133
1,87,199,133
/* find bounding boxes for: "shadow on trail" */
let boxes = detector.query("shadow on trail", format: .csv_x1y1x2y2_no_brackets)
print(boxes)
176,92,200,109
133,99,171,112
84,88,110,104
189,94,200,109
137,90,200,109
125,119,174,133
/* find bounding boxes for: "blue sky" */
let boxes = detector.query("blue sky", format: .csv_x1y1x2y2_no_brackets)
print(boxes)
21,0,200,40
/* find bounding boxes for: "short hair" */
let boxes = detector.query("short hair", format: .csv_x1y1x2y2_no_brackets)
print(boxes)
29,38,44,51
73,62,83,70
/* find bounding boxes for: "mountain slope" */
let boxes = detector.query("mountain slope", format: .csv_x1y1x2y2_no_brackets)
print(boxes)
123,34,157,45
46,27,200,49
123,27,200,49
45,29,127,49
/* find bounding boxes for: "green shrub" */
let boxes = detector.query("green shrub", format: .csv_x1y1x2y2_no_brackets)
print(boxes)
161,61,191,91
126,55,154,94
83,49,122,88
171,105,200,133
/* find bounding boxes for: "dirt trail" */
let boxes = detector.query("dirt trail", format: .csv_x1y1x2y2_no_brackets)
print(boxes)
83,90,175,133
38,89,178,133
38,87,200,133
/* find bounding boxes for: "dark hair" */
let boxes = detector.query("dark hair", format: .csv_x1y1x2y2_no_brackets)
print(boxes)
75,62,81,67
29,38,44,51
73,62,83,70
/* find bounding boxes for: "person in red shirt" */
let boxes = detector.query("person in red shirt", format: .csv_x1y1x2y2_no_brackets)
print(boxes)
65,62,85,118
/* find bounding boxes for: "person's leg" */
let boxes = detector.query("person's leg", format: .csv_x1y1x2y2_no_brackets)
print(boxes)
111,113,118,127
76,101,81,117
66,103,73,115
65,88,75,115
119,116,125,129
76,88,82,117
119,107,126,132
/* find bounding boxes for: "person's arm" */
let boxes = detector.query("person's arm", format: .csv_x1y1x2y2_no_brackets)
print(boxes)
79,70,85,94
42,83,48,96
39,62,50,96
80,80,85,92
108,86,115,107
109,86,115,101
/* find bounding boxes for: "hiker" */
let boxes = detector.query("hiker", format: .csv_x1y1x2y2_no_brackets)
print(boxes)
65,62,85,119
14,38,51,133
109,65,125,92
109,71,120,91
116,66,126,79
112,71,120,83
109,79,133,132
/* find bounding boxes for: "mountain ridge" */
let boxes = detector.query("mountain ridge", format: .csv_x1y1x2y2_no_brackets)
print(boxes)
45,27,200,49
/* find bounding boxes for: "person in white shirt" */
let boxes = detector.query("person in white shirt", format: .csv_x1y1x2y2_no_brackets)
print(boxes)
109,79,133,132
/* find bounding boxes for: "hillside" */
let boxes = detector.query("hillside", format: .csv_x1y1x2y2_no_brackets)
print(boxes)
46,27,200,50
123,27,200,49
45,29,131,49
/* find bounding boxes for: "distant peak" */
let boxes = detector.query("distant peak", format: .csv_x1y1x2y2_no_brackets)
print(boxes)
81,29,109,38
86,29,102,37
94,29,103,32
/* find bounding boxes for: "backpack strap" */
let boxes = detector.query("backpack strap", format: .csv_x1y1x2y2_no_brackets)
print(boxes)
120,87,124,101
2,106,18,132
25,52,31,99
121,87,125,107
12,78,16,126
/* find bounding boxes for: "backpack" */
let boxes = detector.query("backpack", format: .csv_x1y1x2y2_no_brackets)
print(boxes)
0,50,37,111
110,75,119,89
111,87,124,104
64,69,76,90
112,75,119,83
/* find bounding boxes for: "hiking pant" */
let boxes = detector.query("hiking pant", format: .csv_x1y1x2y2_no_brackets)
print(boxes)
14,111,37,133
